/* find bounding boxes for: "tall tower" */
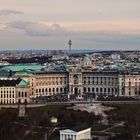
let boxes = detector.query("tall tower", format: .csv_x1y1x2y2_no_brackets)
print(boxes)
68,40,72,53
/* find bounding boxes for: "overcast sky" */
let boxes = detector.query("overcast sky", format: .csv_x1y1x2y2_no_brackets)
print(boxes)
0,0,140,50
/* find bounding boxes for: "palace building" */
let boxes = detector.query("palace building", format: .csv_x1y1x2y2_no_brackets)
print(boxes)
0,65,140,104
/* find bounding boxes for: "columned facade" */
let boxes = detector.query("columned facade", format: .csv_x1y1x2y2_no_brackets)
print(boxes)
33,72,68,98
82,72,119,97
0,68,140,104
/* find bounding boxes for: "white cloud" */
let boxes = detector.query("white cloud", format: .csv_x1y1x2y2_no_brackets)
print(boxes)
0,10,23,16
9,21,68,36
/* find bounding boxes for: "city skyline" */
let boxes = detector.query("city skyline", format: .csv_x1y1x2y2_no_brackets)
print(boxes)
0,0,140,50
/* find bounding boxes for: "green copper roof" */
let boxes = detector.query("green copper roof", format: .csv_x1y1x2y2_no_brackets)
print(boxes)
14,72,33,77
18,79,29,86
83,56,91,61
1,64,43,72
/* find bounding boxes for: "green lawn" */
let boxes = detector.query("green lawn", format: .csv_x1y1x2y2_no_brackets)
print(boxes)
92,124,112,131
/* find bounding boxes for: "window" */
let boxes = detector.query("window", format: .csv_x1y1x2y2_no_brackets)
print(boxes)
112,88,114,93
100,88,102,93
22,92,24,97
96,88,98,92
56,88,58,92
25,92,27,97
60,87,63,92
53,88,55,92
64,87,66,92
36,89,38,93
73,75,78,84
92,87,94,92
46,88,47,92
88,87,90,92
42,89,44,93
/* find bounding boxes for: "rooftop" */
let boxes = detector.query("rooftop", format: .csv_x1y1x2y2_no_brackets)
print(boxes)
0,64,43,72
18,79,29,86
83,56,91,61
0,78,21,87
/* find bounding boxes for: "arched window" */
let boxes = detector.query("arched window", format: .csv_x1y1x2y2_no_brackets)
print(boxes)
22,92,24,97
84,87,86,92
49,88,51,92
56,88,59,92
46,88,47,92
60,87,63,92
39,89,41,93
42,88,44,93
25,92,27,97
100,88,102,93
53,88,55,92
73,75,78,84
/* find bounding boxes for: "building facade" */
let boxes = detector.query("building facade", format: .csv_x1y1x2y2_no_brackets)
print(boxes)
0,66,140,104
60,127,91,140
0,78,30,104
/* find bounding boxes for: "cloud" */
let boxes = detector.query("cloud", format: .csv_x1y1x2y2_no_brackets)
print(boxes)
0,23,7,30
0,10,23,16
9,21,68,36
8,20,140,50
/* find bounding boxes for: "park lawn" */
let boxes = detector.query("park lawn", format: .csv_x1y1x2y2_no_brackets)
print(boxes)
92,124,112,131
106,126,125,133
28,103,71,114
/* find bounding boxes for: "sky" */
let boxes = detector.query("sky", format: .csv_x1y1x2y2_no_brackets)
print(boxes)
0,0,140,50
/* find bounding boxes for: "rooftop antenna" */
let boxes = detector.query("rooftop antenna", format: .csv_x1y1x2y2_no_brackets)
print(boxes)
68,40,72,54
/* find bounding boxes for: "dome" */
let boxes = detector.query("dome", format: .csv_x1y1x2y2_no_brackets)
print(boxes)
83,56,91,61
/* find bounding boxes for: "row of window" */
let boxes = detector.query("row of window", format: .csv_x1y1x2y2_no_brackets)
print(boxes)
36,87,67,93
83,77,118,82
0,94,15,98
36,81,67,86
83,87,118,93
36,77,66,81
83,81,117,85
128,82,140,86
0,90,15,94
0,99,15,104
18,92,27,97
128,91,140,96
0,88,15,90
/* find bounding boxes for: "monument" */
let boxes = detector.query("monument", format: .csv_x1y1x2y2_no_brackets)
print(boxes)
18,101,27,117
